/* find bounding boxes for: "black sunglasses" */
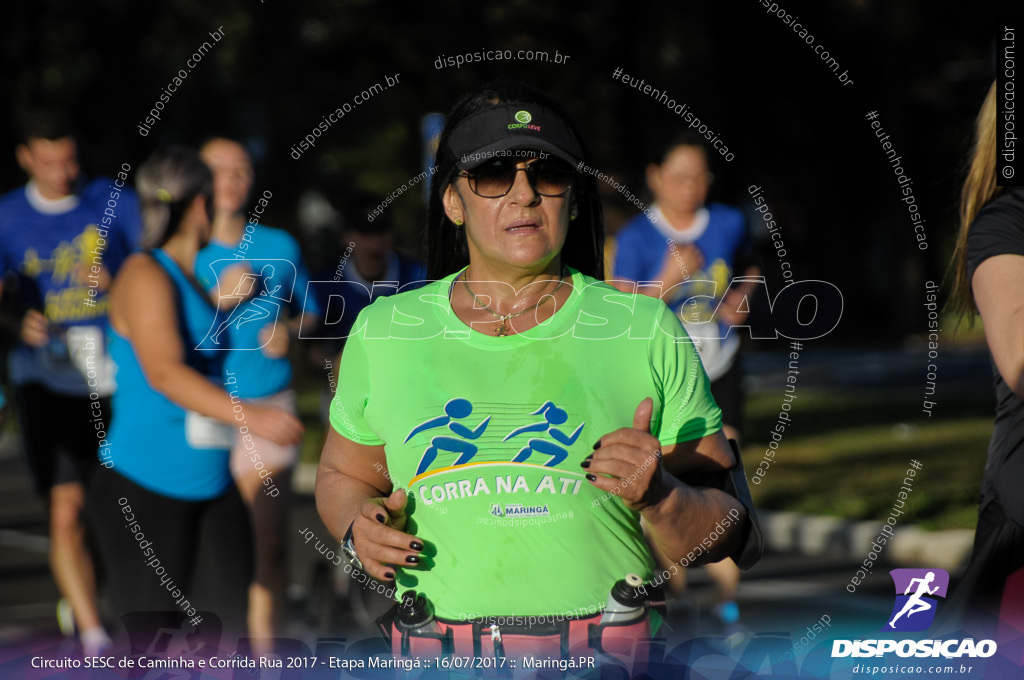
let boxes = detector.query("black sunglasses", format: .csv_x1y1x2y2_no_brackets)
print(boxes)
457,158,577,198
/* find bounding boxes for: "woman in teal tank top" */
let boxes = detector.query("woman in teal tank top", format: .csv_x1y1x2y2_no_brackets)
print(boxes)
88,147,303,647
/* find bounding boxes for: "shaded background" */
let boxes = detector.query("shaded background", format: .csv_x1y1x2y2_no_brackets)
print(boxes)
0,0,1011,339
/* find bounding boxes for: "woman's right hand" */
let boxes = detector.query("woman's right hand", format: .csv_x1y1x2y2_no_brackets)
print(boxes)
247,404,304,446
351,489,424,581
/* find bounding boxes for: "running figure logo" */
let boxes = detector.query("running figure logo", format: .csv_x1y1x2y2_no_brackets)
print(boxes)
407,398,491,476
198,259,297,350
503,401,584,467
883,568,949,632
406,399,584,476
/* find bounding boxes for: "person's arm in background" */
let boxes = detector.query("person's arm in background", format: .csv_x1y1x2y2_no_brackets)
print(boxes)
614,225,704,298
287,239,321,338
0,242,47,347
973,253,1024,398
113,253,303,445
198,254,252,312
260,236,321,358
717,214,761,327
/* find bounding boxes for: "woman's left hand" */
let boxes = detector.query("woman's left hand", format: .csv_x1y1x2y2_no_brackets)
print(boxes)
585,398,673,513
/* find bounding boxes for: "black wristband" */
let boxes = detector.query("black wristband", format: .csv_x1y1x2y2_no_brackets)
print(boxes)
680,438,765,570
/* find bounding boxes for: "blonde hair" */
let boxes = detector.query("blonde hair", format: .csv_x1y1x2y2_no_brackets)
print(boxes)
136,146,213,248
949,81,1003,323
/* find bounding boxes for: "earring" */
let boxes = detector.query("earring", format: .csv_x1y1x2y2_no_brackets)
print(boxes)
454,218,464,226
570,206,578,221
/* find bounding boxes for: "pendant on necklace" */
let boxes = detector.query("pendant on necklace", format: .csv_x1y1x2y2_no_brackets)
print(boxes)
495,316,511,336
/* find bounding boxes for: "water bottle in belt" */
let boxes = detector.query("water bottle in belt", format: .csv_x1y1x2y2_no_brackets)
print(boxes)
395,590,442,635
393,590,447,658
600,573,648,624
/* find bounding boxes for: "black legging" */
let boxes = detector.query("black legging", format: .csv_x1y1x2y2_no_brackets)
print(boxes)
88,464,253,645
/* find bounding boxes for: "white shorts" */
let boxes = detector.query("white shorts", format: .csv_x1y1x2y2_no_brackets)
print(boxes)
230,388,300,479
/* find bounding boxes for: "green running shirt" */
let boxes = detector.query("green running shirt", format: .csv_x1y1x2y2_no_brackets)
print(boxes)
330,267,722,619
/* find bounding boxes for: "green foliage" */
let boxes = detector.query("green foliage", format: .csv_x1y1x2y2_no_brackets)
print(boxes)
744,389,989,530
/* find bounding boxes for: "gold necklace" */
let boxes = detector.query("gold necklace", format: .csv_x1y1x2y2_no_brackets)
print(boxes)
460,267,567,336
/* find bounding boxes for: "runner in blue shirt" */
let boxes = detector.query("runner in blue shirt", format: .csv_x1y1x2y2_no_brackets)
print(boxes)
194,137,318,653
613,132,760,635
88,146,303,645
0,111,140,655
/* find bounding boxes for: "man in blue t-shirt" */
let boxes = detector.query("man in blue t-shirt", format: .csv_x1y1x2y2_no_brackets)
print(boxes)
311,191,427,345
613,132,759,633
193,137,319,653
309,192,426,428
0,111,141,655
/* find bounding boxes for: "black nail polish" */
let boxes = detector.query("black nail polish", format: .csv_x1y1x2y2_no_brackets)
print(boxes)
410,540,423,551
592,440,601,449
580,460,590,469
384,571,395,579
376,513,386,523
586,473,597,482
406,555,420,564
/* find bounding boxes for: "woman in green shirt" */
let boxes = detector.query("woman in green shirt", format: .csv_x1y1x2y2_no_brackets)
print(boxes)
316,81,760,666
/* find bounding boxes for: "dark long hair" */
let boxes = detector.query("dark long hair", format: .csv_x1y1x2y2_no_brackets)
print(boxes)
426,81,604,280
137,146,214,248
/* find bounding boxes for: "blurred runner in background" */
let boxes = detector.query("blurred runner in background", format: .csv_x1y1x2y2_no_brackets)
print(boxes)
0,110,140,654
194,137,318,655
311,190,425,419
613,133,760,634
89,146,303,646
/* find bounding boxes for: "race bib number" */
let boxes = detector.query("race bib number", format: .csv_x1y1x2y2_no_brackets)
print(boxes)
185,411,236,449
66,325,116,394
